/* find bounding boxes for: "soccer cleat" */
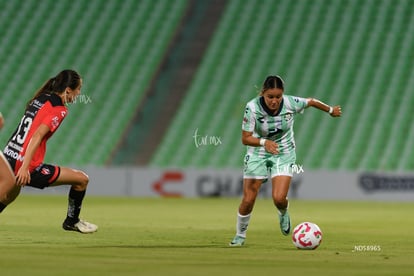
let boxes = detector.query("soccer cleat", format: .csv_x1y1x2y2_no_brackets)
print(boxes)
62,219,98,233
279,211,291,236
229,235,245,246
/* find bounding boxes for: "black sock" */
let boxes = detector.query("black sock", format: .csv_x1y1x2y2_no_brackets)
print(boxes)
65,188,86,225
0,202,7,213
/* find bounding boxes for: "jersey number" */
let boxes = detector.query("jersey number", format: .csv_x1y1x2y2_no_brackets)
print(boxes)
267,128,283,138
13,116,33,145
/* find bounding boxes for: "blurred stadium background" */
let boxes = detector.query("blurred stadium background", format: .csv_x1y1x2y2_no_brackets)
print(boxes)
1,0,413,199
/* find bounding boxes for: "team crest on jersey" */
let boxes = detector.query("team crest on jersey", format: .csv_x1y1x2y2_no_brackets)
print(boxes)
284,113,293,121
51,116,60,128
41,167,51,175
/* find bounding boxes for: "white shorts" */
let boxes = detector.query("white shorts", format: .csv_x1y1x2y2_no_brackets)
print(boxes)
243,152,297,179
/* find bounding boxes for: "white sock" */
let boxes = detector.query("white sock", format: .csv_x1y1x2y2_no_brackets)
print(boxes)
236,212,251,238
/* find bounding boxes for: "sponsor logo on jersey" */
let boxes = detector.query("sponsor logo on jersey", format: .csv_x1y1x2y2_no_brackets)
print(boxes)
7,142,23,152
4,148,24,162
32,99,44,109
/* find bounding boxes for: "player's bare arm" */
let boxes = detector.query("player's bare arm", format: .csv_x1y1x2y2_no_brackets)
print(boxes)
242,130,279,154
15,124,50,186
307,98,342,117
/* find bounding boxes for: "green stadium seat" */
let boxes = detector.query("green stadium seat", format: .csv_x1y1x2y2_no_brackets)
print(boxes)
0,0,189,166
150,0,414,171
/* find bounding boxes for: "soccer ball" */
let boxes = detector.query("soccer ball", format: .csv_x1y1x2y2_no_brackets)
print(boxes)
292,222,323,250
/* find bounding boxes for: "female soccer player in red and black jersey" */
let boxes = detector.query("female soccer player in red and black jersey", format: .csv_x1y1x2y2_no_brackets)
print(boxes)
1,70,97,233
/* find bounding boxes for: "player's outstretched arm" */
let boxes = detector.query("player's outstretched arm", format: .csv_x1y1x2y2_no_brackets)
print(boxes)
15,124,50,186
307,98,342,117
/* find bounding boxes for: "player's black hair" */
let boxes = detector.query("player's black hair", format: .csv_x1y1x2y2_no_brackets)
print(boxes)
262,75,284,92
27,69,81,108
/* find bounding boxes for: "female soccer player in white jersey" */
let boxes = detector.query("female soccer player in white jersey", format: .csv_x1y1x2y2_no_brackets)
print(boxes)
230,75,341,246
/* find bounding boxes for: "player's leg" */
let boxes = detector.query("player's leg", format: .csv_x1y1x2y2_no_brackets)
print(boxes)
229,178,263,246
272,175,291,210
271,175,292,235
230,154,268,246
239,178,263,215
270,153,296,235
0,153,20,213
50,167,97,233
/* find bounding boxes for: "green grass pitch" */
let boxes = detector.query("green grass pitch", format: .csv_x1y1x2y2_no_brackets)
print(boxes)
0,195,413,275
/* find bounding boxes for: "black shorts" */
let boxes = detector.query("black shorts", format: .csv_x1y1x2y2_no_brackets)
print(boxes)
27,164,61,189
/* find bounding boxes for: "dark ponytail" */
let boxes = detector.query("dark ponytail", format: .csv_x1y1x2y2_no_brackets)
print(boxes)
27,69,81,108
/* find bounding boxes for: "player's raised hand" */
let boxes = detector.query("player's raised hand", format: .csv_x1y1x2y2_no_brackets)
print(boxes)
330,105,342,117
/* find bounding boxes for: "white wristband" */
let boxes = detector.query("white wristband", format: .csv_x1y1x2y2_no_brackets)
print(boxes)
328,106,333,114
259,138,266,146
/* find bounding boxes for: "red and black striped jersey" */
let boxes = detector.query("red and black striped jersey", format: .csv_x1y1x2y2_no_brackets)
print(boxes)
3,93,67,173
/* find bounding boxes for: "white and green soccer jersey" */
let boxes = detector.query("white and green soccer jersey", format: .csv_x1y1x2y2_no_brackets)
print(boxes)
242,95,308,157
